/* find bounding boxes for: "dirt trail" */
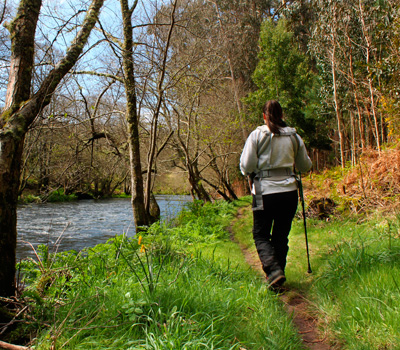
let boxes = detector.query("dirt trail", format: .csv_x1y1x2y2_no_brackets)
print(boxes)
230,208,333,350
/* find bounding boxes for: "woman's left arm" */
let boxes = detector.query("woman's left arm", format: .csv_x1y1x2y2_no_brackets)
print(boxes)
240,131,259,175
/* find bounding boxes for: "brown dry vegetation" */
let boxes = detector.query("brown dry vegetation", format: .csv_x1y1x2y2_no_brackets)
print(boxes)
304,145,400,216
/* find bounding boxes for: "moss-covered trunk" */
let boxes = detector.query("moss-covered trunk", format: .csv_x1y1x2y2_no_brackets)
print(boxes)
0,0,41,297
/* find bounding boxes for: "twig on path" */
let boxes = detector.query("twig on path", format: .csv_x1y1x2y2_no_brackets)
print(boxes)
0,340,29,350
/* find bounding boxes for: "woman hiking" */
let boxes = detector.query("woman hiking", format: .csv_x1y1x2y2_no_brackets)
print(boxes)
240,100,312,289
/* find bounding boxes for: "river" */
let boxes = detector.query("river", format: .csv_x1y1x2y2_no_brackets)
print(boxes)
16,195,192,259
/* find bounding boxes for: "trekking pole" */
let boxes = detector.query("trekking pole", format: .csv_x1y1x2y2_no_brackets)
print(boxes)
297,172,312,274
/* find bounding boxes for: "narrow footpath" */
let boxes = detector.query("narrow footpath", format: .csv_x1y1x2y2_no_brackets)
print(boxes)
229,207,333,350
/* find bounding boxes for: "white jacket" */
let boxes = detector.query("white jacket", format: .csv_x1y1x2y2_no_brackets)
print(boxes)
240,125,312,195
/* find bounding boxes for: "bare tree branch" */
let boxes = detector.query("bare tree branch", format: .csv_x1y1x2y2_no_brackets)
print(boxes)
72,70,123,82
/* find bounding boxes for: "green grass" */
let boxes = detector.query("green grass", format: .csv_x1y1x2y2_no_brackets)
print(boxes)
19,196,400,349
305,217,400,349
18,199,305,350
233,196,400,349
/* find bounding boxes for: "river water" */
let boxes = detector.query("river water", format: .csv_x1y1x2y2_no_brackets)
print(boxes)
16,195,192,259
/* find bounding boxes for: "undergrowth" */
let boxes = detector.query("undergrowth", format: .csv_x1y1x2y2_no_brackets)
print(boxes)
304,146,400,216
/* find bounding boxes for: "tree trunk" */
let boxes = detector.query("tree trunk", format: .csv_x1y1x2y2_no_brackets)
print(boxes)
187,163,211,202
350,111,356,166
0,0,104,297
359,0,381,152
207,149,238,201
347,33,366,152
222,178,238,200
331,44,346,168
0,0,42,298
120,0,148,228
144,0,177,222
0,137,24,297
201,176,231,201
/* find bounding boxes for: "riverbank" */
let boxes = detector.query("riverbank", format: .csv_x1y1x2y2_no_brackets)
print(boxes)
4,199,304,349
18,188,191,204
19,170,191,205
3,197,400,349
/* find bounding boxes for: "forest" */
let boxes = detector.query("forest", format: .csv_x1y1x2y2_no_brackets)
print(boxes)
0,0,400,349
2,0,399,206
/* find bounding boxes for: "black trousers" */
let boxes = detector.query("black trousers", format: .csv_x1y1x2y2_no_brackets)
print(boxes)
252,190,298,277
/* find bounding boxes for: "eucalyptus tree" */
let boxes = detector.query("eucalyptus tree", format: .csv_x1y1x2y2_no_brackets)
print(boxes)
0,0,105,297
380,2,400,138
310,1,348,166
308,0,397,165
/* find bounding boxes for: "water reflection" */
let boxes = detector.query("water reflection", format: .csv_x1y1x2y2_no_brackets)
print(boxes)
17,195,191,259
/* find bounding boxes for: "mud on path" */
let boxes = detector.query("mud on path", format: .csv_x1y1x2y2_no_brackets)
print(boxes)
229,207,333,350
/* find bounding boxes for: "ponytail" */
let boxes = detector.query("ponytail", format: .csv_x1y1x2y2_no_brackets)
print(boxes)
263,100,286,134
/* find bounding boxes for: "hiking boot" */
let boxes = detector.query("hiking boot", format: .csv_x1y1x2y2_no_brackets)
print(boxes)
267,269,286,288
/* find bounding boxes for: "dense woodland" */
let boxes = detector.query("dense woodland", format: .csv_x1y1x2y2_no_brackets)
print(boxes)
0,0,399,296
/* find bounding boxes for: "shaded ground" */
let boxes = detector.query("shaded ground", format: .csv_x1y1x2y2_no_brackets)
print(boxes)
229,208,333,350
